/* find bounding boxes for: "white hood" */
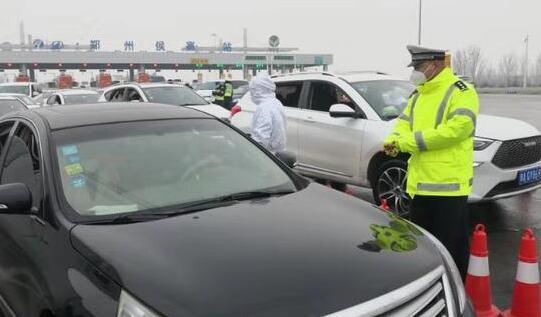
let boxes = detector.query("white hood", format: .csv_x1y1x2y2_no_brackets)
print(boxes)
476,114,540,141
249,75,276,105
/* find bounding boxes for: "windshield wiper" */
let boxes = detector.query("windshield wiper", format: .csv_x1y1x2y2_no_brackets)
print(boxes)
179,103,207,106
82,190,295,225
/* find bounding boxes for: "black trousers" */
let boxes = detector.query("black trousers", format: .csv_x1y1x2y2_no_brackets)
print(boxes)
411,195,470,280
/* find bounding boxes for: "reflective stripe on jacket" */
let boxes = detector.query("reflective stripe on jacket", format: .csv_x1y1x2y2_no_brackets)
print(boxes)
224,83,234,98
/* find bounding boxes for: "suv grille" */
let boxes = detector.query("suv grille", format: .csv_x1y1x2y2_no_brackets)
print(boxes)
492,136,541,169
325,266,451,317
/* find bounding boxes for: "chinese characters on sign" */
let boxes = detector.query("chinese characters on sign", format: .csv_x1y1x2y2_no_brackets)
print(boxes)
155,41,165,52
90,40,101,51
185,41,197,51
51,41,64,50
222,42,232,52
32,39,45,49
124,41,135,51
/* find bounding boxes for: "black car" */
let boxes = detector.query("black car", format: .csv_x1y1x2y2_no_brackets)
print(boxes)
0,103,473,316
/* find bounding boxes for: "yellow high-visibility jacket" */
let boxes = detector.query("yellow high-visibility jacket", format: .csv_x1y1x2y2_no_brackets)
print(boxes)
385,67,479,197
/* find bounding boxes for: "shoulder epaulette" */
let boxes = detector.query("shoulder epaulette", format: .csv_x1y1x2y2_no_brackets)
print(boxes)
454,80,469,92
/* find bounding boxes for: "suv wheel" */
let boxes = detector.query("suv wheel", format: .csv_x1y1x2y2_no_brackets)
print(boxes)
373,160,411,218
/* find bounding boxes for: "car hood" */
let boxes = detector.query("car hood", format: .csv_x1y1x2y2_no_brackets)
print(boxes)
187,104,230,119
477,114,539,140
71,184,443,317
196,90,213,97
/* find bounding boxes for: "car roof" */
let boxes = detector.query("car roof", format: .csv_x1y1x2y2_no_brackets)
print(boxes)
0,93,27,98
0,96,19,100
107,83,185,89
55,89,99,96
0,82,35,86
25,103,212,130
271,71,405,83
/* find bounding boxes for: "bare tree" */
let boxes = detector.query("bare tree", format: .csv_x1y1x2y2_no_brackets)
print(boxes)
499,54,519,87
453,49,467,76
535,54,541,86
464,46,484,83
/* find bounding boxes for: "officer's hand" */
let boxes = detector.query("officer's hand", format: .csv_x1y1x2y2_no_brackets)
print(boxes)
384,142,399,157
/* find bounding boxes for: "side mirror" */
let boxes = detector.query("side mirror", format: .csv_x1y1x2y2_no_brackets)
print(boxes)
0,183,32,214
329,104,358,118
275,151,297,169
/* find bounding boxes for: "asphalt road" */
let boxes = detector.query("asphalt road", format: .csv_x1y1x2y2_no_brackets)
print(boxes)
351,93,541,310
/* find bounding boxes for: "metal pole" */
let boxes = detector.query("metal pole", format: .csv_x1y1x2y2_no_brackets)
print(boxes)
418,0,422,45
524,35,529,88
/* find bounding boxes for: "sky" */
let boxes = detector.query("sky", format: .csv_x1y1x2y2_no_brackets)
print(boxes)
1,0,540,80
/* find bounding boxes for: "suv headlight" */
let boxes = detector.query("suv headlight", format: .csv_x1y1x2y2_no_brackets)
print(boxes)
416,226,466,314
117,290,160,317
474,137,494,151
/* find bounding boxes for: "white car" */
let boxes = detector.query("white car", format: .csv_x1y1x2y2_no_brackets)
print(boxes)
0,95,28,115
98,83,230,119
231,71,541,215
0,82,43,99
45,89,100,106
0,93,40,109
194,80,249,103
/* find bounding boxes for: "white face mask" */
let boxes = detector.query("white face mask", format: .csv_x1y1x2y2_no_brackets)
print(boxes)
409,70,427,86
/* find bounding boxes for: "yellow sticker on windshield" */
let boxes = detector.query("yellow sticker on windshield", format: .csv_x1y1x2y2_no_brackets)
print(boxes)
65,163,84,176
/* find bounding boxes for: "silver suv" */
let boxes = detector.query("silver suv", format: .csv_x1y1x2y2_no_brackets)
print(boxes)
231,71,541,215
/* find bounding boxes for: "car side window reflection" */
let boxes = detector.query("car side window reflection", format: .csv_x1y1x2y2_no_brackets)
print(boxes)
0,124,42,213
309,82,355,112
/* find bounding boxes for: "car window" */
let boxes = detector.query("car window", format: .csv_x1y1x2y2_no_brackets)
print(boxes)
231,81,248,89
0,100,26,115
1,123,42,213
112,88,126,102
63,94,100,105
142,86,208,106
350,80,415,120
104,90,115,101
194,82,220,90
0,122,15,154
308,81,354,112
0,86,30,95
276,82,303,108
53,119,296,217
126,88,143,102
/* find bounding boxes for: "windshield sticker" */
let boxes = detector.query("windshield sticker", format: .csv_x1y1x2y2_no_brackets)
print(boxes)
88,205,139,215
65,163,84,176
70,175,86,188
61,145,79,156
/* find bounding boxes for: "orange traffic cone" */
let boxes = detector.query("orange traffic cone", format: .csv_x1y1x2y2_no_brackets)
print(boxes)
503,228,541,317
465,224,501,317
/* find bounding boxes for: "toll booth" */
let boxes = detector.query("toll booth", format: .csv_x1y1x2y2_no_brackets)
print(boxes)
98,73,112,88
138,72,150,83
15,75,30,82
58,74,73,89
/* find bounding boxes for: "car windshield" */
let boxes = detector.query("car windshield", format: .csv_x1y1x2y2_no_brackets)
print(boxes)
143,86,208,106
0,85,30,95
194,82,220,90
54,119,296,217
63,94,100,105
350,80,416,120
0,99,26,115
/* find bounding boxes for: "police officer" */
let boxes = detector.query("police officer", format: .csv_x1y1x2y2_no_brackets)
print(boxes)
383,45,479,279
224,80,234,110
212,83,226,107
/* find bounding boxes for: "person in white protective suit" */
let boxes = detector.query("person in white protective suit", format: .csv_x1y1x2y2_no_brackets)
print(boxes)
249,75,287,153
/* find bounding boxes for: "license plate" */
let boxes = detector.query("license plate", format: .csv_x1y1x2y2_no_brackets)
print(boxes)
518,167,541,186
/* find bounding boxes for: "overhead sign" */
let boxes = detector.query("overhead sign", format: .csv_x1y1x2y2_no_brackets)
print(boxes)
190,58,209,65
185,41,197,51
269,35,280,48
155,41,165,52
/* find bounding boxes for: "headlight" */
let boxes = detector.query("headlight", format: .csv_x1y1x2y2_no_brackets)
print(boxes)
416,226,466,314
473,138,494,151
117,290,160,317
